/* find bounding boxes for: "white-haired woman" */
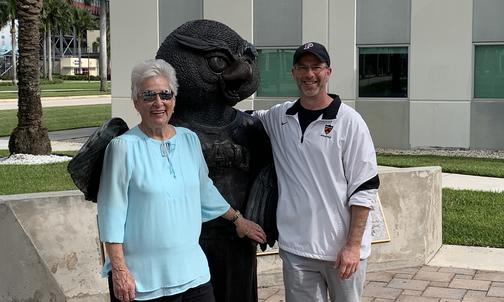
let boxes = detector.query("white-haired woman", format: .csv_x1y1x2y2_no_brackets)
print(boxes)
97,59,266,302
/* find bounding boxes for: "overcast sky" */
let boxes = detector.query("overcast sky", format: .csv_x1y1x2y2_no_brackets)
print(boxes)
0,21,18,54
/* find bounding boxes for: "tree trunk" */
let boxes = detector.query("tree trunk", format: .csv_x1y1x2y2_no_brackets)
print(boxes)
43,33,47,78
10,19,17,85
10,0,51,155
47,24,53,81
78,34,82,74
99,0,108,92
52,33,56,77
59,30,64,58
73,26,77,56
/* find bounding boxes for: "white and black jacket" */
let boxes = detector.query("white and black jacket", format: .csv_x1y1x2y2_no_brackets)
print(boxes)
254,94,379,260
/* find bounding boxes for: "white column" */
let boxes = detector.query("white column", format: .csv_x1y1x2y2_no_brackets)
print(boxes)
328,0,357,104
203,0,253,41
110,0,160,126
409,0,472,148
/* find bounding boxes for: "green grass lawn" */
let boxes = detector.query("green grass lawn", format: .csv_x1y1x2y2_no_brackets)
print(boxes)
0,161,77,195
0,150,77,195
0,104,111,137
443,188,504,248
377,153,504,178
0,81,110,99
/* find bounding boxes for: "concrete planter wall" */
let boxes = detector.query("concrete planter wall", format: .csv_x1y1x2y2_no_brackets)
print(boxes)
0,191,108,302
0,166,441,300
368,166,443,271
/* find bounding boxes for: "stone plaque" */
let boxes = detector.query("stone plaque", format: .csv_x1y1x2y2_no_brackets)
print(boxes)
371,194,391,243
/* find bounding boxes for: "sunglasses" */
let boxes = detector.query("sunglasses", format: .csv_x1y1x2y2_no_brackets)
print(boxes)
141,90,174,102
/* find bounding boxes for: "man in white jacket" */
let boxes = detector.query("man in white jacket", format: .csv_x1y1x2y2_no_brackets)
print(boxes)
254,42,380,302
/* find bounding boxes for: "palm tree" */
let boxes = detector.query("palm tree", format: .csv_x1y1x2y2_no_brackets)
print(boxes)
98,0,108,92
0,0,17,85
41,0,72,81
66,0,108,89
72,7,96,74
9,0,51,155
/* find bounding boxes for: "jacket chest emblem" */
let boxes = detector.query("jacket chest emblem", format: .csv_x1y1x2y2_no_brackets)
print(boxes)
321,124,334,138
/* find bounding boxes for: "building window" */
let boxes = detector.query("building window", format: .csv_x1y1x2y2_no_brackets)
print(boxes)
474,45,504,98
358,47,408,98
256,49,298,97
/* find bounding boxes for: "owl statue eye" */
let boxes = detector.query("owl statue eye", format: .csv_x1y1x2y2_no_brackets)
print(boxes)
207,56,228,73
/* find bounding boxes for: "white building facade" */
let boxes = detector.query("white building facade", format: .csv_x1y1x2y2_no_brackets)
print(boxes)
110,0,504,150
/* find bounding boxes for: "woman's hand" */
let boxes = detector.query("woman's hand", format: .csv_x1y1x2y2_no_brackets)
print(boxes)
105,243,136,302
235,217,267,244
112,267,136,302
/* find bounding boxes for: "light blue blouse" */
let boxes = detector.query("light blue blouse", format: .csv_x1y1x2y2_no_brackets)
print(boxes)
97,126,230,300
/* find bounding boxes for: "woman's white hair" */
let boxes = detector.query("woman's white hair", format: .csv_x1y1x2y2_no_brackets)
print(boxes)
131,59,178,101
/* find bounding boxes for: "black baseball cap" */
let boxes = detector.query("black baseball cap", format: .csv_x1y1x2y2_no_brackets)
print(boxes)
293,42,331,67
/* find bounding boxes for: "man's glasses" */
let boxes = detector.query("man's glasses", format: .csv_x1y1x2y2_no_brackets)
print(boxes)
141,90,174,102
293,65,328,73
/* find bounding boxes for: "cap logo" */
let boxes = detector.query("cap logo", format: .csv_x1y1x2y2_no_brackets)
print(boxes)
304,42,314,50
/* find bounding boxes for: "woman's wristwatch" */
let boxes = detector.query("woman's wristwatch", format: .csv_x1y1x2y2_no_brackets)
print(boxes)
230,210,242,223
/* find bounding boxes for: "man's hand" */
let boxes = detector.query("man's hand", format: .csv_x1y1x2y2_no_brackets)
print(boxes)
334,244,360,279
111,267,136,302
334,205,370,279
235,217,267,244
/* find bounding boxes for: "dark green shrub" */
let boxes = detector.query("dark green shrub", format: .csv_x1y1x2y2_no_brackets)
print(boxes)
61,75,101,81
40,79,64,84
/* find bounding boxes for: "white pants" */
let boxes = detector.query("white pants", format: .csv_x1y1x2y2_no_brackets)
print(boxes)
280,249,367,302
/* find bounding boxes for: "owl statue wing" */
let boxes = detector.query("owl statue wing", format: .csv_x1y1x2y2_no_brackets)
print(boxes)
67,117,129,202
244,164,279,251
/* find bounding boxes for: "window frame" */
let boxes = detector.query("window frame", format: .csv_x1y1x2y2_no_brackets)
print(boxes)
356,44,410,100
473,42,504,100
255,47,299,99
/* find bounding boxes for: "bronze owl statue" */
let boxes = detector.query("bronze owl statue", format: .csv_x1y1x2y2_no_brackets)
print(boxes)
156,20,277,302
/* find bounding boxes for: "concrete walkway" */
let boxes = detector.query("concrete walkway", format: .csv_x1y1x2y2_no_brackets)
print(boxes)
0,127,97,151
258,264,504,301
0,95,111,110
257,245,504,301
443,173,504,193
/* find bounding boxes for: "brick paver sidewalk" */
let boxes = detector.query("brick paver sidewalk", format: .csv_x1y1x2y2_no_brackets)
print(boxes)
258,265,504,302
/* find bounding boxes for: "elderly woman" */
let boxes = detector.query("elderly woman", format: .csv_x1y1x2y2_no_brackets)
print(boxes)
97,59,266,302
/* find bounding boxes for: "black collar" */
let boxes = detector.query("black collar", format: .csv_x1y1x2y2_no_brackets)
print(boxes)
286,94,342,119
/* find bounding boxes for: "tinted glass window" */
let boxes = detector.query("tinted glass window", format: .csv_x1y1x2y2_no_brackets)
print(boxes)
256,49,298,97
359,47,408,98
474,45,504,98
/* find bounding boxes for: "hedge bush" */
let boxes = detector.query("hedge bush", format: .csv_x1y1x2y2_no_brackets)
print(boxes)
60,74,101,81
40,79,64,84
